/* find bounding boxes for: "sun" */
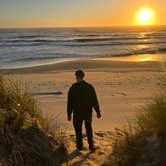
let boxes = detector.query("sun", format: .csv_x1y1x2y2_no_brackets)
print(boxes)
136,8,154,25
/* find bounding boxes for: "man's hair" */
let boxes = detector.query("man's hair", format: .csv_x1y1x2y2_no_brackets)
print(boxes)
75,69,85,78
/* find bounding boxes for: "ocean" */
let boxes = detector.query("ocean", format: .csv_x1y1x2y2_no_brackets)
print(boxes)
0,26,166,69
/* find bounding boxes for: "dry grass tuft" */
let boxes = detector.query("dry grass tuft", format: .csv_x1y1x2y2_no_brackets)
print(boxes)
103,77,166,166
0,75,67,166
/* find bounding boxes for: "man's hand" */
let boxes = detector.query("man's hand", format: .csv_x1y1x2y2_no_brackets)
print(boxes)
97,113,101,119
68,116,72,121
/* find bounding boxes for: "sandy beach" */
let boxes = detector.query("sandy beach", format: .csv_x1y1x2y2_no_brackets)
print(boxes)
1,58,166,165
1,59,165,131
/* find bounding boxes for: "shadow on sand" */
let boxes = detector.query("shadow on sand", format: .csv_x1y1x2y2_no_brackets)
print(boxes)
67,149,93,166
32,91,63,96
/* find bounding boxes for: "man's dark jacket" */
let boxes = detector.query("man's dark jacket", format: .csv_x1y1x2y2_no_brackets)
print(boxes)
67,80,100,118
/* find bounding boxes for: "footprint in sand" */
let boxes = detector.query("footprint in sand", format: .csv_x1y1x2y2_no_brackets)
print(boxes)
65,131,113,166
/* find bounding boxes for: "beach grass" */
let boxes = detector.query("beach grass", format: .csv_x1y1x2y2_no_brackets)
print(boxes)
103,77,166,166
0,75,67,166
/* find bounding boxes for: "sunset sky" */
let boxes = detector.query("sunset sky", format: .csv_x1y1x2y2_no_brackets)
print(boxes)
0,0,165,28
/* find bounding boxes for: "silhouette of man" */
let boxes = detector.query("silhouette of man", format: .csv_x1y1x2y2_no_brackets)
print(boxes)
67,70,101,151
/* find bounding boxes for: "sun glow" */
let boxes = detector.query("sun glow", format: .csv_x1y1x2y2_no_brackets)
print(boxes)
136,8,154,25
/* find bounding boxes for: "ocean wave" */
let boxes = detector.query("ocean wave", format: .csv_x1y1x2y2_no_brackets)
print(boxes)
1,40,166,48
16,35,45,39
0,43,43,47
101,48,166,58
73,37,148,42
11,48,166,63
72,34,166,42
7,39,56,43
65,40,166,47
1,27,166,69
1,47,166,69
12,56,58,62
1,34,166,47
10,53,82,62
0,39,66,45
146,31,166,37
8,47,166,66
1,34,166,44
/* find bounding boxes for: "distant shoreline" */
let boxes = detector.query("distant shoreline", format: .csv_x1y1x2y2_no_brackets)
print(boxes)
1,58,165,74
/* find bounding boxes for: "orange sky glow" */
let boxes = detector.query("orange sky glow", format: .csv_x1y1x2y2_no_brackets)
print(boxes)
0,0,165,28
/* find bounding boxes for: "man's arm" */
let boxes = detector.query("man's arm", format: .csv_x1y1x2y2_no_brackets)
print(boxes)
92,86,101,118
67,87,73,121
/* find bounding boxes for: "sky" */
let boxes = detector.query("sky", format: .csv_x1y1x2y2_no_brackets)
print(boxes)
0,0,165,28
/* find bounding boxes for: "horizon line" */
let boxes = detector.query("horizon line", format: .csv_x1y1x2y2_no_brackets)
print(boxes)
0,24,165,29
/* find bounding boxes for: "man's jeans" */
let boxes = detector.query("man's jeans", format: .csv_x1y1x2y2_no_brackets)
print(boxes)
73,115,93,149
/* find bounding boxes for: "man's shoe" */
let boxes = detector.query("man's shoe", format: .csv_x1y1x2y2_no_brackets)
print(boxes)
77,146,83,151
89,146,96,152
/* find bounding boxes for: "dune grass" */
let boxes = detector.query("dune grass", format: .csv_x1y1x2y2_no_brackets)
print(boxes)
0,75,67,166
103,77,166,166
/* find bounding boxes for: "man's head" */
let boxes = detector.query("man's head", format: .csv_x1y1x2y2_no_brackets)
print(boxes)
75,69,85,82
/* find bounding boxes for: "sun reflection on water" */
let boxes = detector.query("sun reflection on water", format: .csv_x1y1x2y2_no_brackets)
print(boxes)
94,54,166,62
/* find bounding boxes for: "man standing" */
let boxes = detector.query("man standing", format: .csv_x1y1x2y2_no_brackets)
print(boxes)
67,70,101,151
